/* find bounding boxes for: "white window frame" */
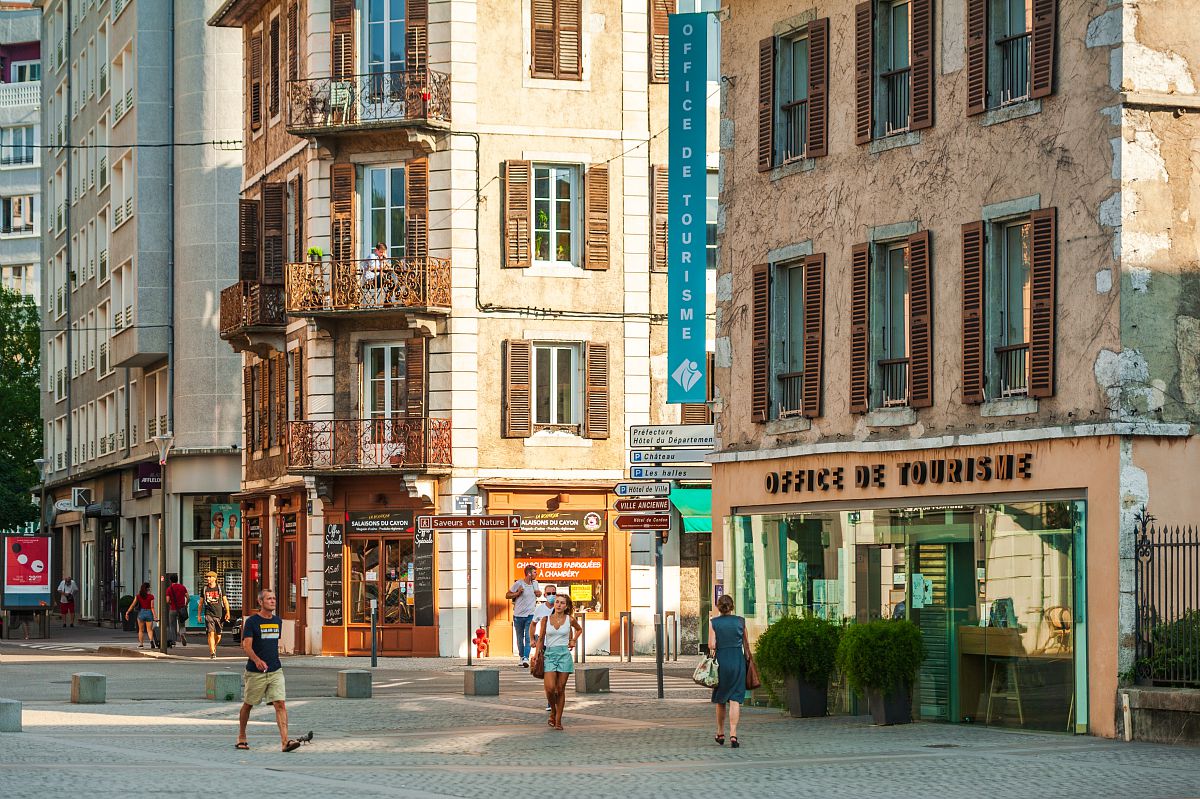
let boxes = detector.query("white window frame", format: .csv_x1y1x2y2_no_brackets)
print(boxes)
531,342,582,429
532,164,580,268
362,165,406,259
12,60,40,83
362,342,408,418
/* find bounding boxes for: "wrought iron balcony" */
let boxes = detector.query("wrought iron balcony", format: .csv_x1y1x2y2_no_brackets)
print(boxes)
996,343,1029,397
288,417,452,473
777,371,806,418
998,31,1032,105
781,99,808,163
878,357,910,408
219,280,287,339
285,257,451,316
286,69,451,135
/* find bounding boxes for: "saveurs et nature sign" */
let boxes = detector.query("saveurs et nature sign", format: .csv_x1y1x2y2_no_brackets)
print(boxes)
764,452,1034,495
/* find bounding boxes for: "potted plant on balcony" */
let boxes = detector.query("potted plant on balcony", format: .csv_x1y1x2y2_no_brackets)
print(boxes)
755,614,840,718
307,246,323,262
836,619,924,725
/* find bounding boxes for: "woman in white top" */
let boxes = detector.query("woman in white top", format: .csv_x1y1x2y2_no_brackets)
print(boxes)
532,593,581,730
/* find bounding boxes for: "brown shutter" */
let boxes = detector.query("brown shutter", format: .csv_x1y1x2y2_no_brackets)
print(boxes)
249,31,263,130
531,0,556,78
287,3,299,83
503,160,532,268
649,0,670,83
757,37,774,172
290,175,304,261
268,15,280,117
405,337,426,418
961,221,986,404
584,341,610,439
1030,0,1057,99
650,165,669,272
583,163,610,270
849,243,870,413
907,231,933,408
330,162,356,262
238,199,260,281
750,263,770,423
806,19,830,158
853,2,873,145
291,346,304,420
406,159,429,261
274,353,287,444
802,253,825,418
261,182,286,285
966,0,987,115
243,365,254,449
330,0,355,81
909,0,934,131
557,0,583,78
1028,207,1057,398
257,361,270,450
502,340,532,438
406,0,428,73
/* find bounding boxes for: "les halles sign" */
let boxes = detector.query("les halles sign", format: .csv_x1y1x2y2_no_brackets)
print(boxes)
765,452,1034,495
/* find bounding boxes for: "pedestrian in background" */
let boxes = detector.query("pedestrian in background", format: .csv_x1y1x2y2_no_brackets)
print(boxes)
57,575,78,627
505,564,541,667
708,594,748,748
200,571,231,659
533,593,581,730
165,573,190,647
125,582,157,648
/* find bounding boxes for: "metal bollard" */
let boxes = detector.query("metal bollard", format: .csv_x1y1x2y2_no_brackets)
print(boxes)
618,611,633,662
663,611,680,662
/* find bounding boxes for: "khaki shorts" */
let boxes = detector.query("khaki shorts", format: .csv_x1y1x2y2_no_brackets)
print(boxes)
242,670,286,706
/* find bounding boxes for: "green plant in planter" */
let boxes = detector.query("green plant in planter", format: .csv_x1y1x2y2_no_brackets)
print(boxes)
755,615,841,717
836,619,924,692
307,246,323,261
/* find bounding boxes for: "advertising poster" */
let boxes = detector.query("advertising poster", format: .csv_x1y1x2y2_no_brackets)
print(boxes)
210,503,242,540
4,535,52,607
512,557,604,582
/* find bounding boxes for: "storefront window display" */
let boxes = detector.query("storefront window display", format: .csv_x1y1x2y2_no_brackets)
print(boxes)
182,495,242,617
514,537,606,615
729,500,1086,733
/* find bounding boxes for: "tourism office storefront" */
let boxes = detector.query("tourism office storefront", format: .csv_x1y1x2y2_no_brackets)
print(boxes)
712,435,1131,738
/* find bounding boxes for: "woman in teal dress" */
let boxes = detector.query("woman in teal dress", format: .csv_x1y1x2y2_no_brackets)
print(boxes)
708,594,747,747
533,593,582,730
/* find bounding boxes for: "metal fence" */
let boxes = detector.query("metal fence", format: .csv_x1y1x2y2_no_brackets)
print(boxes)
1134,510,1200,688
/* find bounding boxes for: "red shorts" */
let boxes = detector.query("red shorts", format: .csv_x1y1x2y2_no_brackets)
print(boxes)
59,600,75,614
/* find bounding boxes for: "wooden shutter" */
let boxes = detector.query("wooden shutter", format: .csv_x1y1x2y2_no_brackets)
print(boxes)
909,0,934,131
407,0,428,73
849,243,870,413
966,0,987,115
750,263,770,423
330,0,355,81
583,342,610,439
249,31,263,130
1028,207,1057,398
650,165,669,272
503,160,532,268
273,353,287,445
405,337,426,418
853,2,873,145
757,37,774,172
961,221,986,404
261,182,286,285
330,162,356,262
257,361,270,450
584,164,610,270
649,0,671,83
531,0,557,78
238,199,260,281
1030,0,1057,99
557,0,583,78
268,16,280,117
290,175,304,261
243,365,254,449
291,346,304,421
907,230,933,408
502,340,532,438
287,3,299,83
802,253,825,418
406,159,429,261
806,19,830,159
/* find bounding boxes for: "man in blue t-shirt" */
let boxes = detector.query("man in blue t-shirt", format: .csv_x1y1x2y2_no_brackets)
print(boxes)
235,589,310,753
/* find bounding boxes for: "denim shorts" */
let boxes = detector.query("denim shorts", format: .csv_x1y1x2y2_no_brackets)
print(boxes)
137,609,154,622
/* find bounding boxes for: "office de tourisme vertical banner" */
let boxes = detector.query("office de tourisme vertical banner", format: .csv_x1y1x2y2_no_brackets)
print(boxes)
667,12,709,404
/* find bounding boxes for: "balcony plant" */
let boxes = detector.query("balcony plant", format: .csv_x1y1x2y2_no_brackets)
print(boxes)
754,614,841,718
307,246,323,262
836,618,924,725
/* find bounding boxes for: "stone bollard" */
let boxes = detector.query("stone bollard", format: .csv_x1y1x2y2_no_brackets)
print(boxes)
0,698,21,732
463,667,500,697
337,669,372,699
70,673,106,704
205,672,242,702
574,666,610,694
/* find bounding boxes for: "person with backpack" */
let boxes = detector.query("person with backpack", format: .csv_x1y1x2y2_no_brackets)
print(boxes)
124,582,157,648
200,571,231,659
165,573,190,647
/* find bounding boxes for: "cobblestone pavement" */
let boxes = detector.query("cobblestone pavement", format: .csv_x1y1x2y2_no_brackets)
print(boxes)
1,652,1198,798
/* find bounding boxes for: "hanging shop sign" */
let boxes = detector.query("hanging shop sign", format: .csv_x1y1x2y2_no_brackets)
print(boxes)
764,453,1035,495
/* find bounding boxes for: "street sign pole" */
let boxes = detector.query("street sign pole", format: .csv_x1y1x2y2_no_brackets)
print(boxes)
466,501,473,667
655,529,665,700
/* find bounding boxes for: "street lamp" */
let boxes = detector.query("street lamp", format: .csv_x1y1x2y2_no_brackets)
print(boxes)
154,433,174,654
32,458,47,538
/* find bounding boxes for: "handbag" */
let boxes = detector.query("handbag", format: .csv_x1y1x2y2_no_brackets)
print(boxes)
743,619,762,690
530,651,545,679
692,656,719,687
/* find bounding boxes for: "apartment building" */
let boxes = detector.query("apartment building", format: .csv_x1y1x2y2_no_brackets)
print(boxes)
211,0,720,657
37,0,243,624
712,0,1200,738
0,7,41,301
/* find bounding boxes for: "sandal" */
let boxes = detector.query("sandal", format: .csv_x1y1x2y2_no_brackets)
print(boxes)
730,736,740,749
714,734,725,746
554,722,564,730
234,742,250,750
282,739,303,753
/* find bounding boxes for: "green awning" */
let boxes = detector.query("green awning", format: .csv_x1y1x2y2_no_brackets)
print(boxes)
671,488,712,533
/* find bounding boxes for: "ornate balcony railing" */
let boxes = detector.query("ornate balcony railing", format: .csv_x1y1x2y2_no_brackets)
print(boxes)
996,343,1029,398
288,417,452,473
219,280,287,338
878,357,910,408
777,371,806,418
998,31,1032,105
285,257,451,314
287,69,451,134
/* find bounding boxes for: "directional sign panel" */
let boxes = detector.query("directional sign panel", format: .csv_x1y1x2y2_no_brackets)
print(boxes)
629,465,712,481
614,481,671,497
629,424,715,449
614,497,671,513
417,515,521,530
630,448,711,464
615,514,670,530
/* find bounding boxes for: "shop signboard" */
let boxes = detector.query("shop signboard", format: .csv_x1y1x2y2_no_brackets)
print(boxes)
415,515,522,530
614,498,671,513
512,511,602,534
512,557,604,582
323,523,344,626
630,448,711,464
615,514,670,531
629,424,715,449
3,534,52,608
615,481,671,497
629,465,712,481
134,461,161,492
413,525,435,626
348,511,415,534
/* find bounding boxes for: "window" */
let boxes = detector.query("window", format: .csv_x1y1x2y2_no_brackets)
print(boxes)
878,0,912,135
1,265,38,299
364,165,406,258
776,263,807,417
533,164,578,266
761,18,828,171
11,61,40,83
363,343,410,417
268,15,281,118
994,0,1032,104
776,33,809,162
675,0,721,82
874,242,910,407
1,195,35,234
969,0,1055,115
995,218,1031,396
366,0,405,77
249,29,263,131
1,127,35,165
267,357,280,447
705,170,718,269
530,0,582,80
533,342,580,429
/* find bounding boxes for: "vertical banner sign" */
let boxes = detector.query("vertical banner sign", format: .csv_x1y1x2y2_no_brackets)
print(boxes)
668,12,709,403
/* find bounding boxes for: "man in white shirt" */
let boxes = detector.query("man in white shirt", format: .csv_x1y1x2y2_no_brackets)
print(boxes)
57,576,79,627
504,565,541,667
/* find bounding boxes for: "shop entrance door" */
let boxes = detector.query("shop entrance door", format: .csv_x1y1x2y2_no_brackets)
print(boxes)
698,538,712,650
346,535,416,655
910,541,974,722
